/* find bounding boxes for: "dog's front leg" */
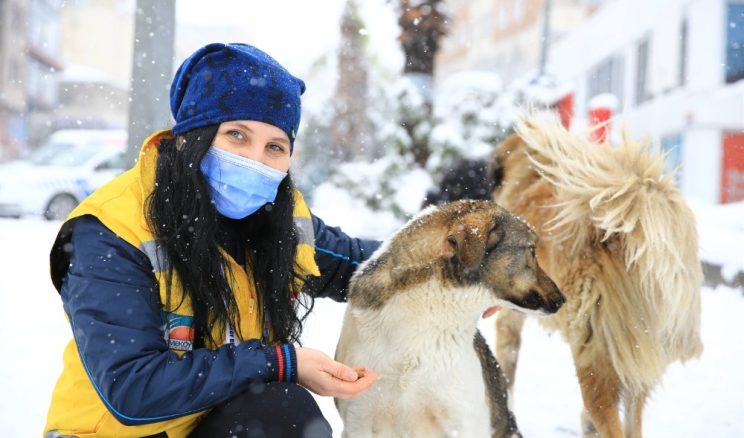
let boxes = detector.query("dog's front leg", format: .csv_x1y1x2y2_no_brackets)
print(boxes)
576,365,623,438
494,309,526,406
623,389,648,438
340,400,396,438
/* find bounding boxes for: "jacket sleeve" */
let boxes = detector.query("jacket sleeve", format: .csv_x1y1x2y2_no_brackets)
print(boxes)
60,216,297,426
309,214,382,302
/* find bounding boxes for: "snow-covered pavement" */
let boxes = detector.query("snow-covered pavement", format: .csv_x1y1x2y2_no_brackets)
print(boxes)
303,286,744,437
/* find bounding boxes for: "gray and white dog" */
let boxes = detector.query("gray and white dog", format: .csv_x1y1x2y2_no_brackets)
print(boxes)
335,200,565,438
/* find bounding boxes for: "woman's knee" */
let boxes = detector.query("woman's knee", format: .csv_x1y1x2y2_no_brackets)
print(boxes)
190,382,332,438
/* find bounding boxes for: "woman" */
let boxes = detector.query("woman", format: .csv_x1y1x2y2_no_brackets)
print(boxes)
45,43,379,438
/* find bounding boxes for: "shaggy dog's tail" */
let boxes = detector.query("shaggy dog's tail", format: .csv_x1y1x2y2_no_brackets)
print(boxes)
515,116,703,391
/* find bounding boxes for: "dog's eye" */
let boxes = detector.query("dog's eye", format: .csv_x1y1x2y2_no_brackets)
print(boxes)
530,246,536,258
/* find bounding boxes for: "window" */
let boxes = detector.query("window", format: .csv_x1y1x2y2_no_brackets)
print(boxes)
679,18,688,86
635,37,650,105
44,144,101,167
477,14,491,39
29,142,76,165
498,7,508,30
95,153,127,171
726,3,744,84
660,134,683,183
513,0,525,22
587,54,625,106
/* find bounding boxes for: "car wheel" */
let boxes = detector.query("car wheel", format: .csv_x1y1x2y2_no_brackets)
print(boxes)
44,194,78,221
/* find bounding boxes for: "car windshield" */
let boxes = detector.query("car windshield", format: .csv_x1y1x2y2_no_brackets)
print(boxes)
28,142,74,165
28,143,100,166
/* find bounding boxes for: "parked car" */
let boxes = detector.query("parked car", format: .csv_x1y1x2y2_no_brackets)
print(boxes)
0,129,128,220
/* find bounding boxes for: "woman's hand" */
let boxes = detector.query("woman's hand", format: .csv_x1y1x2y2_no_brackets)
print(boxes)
295,347,378,399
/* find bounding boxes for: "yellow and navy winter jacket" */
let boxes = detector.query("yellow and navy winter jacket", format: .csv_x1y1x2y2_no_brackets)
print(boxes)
44,131,380,437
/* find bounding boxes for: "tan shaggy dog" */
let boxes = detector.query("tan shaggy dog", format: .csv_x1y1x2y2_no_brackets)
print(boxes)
491,117,703,438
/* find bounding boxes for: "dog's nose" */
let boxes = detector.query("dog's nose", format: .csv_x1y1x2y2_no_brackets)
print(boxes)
548,292,565,313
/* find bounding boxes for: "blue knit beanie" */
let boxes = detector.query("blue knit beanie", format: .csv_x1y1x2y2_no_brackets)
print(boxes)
170,43,306,152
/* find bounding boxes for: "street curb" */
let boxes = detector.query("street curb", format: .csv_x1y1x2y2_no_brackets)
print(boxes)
702,261,744,290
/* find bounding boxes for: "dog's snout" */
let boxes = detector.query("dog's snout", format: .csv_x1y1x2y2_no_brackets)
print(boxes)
536,267,564,314
512,288,565,314
521,290,546,311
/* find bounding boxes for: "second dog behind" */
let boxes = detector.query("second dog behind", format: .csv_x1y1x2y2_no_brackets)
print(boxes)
335,200,565,438
491,117,703,438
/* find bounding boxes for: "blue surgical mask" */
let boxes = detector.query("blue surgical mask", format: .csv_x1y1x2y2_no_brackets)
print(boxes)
199,147,287,219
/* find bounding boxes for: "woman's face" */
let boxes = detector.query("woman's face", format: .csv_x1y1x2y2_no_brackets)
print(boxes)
212,120,291,172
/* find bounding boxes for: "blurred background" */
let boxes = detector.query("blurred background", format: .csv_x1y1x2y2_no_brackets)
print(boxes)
0,0,743,436
0,0,742,223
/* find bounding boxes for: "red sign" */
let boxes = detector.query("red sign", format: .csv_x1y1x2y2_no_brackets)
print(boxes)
589,107,612,143
587,94,618,143
555,93,574,129
721,132,744,203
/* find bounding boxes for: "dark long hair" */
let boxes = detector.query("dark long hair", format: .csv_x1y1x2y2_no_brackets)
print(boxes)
145,125,312,347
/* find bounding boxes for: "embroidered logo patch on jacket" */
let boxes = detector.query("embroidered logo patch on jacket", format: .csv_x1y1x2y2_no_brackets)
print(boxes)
161,311,195,351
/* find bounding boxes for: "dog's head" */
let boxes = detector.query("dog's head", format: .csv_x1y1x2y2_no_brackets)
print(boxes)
436,200,564,315
488,133,545,206
351,200,564,316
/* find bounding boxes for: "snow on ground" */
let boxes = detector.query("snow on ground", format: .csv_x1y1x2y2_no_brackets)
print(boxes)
0,199,742,437
303,286,744,438
0,218,70,437
689,198,744,281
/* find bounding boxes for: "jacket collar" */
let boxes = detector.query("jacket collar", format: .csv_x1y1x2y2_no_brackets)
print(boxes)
136,129,174,200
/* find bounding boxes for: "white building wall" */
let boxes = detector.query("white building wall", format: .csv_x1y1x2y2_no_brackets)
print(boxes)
687,0,725,92
548,0,743,203
436,0,597,85
683,129,723,201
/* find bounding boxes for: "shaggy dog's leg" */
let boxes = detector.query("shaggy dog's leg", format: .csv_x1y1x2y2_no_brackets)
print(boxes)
580,410,599,437
623,390,648,438
495,309,526,407
577,365,623,438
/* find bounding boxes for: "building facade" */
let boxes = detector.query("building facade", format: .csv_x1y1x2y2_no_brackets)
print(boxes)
59,0,134,87
436,0,598,84
26,0,64,148
548,0,744,203
0,0,64,159
0,0,29,160
56,0,134,132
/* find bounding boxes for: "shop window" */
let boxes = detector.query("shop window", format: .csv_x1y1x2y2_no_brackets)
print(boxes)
636,37,650,105
725,3,744,84
679,18,688,86
660,133,683,183
587,54,624,107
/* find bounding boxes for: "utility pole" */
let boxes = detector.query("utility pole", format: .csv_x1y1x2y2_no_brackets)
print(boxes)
538,0,552,77
125,0,176,166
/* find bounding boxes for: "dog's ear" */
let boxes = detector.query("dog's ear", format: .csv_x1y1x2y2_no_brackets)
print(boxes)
444,222,488,269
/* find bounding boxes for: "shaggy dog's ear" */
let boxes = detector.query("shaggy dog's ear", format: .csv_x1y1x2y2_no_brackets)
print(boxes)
445,222,488,270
